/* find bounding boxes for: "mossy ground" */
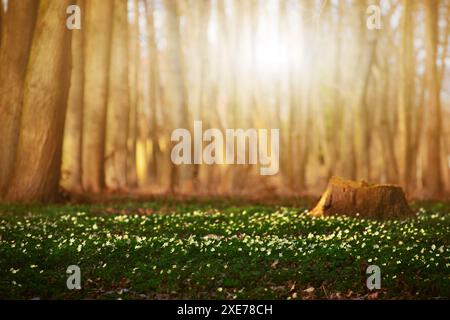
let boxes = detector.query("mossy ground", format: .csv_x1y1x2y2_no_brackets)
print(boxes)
0,200,449,299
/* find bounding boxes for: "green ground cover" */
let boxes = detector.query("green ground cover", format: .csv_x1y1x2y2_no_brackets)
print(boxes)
0,201,449,299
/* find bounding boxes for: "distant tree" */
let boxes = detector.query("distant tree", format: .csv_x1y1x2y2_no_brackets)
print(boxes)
398,0,415,193
82,0,113,193
63,0,85,192
423,0,443,198
438,1,450,193
144,0,161,185
127,0,140,188
164,0,190,193
107,0,130,190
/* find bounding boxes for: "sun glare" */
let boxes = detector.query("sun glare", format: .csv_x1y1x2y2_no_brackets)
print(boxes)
205,0,303,78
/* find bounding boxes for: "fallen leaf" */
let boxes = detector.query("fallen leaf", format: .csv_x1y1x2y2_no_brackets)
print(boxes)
304,287,315,293
289,282,296,292
271,260,279,269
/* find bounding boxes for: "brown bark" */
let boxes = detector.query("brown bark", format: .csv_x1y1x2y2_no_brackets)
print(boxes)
310,176,413,219
423,0,443,198
328,1,344,180
437,2,450,195
410,72,427,192
0,0,38,197
379,66,399,184
127,0,140,188
0,1,3,45
397,0,415,193
82,0,113,193
164,0,189,193
5,0,73,202
144,0,161,185
62,0,85,192
192,0,211,189
354,1,376,182
107,0,130,190
438,1,450,88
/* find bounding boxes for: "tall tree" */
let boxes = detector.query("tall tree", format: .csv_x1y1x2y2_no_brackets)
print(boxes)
63,0,85,192
423,0,443,198
438,1,450,193
82,0,113,193
107,0,130,190
5,0,73,202
164,0,189,192
127,0,140,188
188,0,211,188
377,48,399,184
144,0,161,185
398,0,415,193
0,0,38,198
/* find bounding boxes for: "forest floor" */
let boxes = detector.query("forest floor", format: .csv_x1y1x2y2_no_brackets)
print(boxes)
0,199,449,300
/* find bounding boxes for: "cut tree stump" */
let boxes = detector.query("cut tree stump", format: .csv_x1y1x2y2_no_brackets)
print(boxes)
309,176,413,219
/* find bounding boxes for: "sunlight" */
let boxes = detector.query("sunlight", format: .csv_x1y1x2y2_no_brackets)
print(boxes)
254,20,289,74
205,0,300,78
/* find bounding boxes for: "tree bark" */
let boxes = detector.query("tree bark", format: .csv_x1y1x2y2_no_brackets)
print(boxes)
164,0,189,193
378,59,399,184
82,0,113,193
0,0,38,198
0,1,3,46
310,176,413,219
5,0,73,202
144,0,161,185
423,0,443,198
127,0,140,188
107,0,130,190
62,0,85,192
398,0,415,193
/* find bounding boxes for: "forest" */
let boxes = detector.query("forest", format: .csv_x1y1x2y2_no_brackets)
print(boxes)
0,0,449,301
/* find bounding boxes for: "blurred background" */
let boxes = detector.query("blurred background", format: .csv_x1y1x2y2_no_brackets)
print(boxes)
0,0,449,202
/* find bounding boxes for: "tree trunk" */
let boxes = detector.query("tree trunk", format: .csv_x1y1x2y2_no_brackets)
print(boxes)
0,0,38,197
144,0,161,186
62,0,85,192
164,0,189,193
378,61,399,184
310,176,413,219
423,0,443,198
82,0,113,193
0,1,3,45
438,3,450,195
107,0,130,190
5,0,73,202
190,0,211,190
327,0,344,180
127,0,140,189
398,0,415,193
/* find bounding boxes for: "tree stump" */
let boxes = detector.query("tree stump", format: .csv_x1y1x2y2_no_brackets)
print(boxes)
309,176,413,219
